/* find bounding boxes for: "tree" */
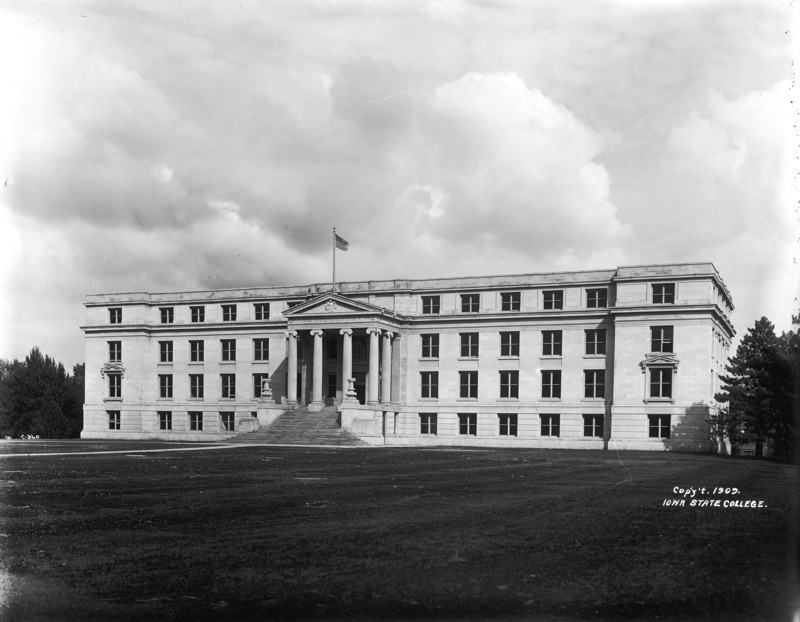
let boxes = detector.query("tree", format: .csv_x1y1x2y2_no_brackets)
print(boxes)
715,317,797,461
0,348,84,439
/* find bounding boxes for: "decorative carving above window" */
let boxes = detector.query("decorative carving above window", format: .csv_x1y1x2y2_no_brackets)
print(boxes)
100,362,126,378
639,353,679,372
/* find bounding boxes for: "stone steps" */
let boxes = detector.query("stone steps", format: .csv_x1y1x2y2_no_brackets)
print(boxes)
227,407,366,446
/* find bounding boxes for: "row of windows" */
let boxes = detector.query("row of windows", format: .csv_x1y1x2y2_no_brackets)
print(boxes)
419,368,673,400
106,410,242,431
108,303,273,325
421,289,605,314
419,369,609,400
108,339,270,363
107,373,269,400
107,368,670,402
418,413,672,438
419,284,676,315
421,330,607,359
420,327,673,360
419,413,602,437
106,327,671,365
107,283,678,325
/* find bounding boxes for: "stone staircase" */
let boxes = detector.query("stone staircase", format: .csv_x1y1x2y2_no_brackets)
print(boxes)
227,406,366,446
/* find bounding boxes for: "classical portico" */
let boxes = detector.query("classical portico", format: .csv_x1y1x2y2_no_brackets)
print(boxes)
282,294,402,411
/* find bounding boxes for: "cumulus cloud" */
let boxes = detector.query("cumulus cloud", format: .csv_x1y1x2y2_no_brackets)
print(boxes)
415,73,629,253
631,79,795,332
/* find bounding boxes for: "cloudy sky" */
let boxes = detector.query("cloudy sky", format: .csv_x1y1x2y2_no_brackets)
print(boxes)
0,0,795,368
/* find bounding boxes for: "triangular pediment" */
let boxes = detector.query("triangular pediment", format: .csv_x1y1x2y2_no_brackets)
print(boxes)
283,293,387,317
100,362,126,377
639,353,680,371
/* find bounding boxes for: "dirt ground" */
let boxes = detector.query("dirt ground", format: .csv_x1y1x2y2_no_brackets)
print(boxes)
0,441,797,621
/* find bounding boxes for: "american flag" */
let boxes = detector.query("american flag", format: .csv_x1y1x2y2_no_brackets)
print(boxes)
335,233,349,251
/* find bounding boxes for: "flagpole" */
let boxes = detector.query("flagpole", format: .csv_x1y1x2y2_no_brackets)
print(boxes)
332,227,336,293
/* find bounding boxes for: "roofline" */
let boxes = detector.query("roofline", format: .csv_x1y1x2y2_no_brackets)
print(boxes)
85,262,731,306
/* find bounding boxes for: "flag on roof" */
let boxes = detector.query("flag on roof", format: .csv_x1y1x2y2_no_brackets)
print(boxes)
335,233,349,251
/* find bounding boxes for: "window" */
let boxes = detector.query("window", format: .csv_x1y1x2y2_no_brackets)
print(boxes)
584,370,605,398
461,293,479,313
499,413,518,437
221,339,236,362
190,374,204,399
501,292,521,311
254,338,269,361
107,410,120,430
254,303,270,320
158,411,172,431
585,330,606,356
222,304,237,321
499,371,519,399
459,413,477,436
587,288,608,308
460,333,479,358
421,334,439,358
221,374,236,399
420,413,437,435
221,411,235,432
159,341,173,363
459,371,478,399
160,307,174,324
500,331,520,357
109,308,122,324
583,414,604,437
651,326,674,353
108,341,121,363
189,412,203,431
649,414,671,438
420,372,438,399
190,340,204,363
541,370,561,399
540,413,560,437
543,290,563,310
108,374,121,399
253,373,269,398
652,283,675,304
542,331,562,356
649,368,672,399
190,306,205,323
421,295,440,315
159,374,173,399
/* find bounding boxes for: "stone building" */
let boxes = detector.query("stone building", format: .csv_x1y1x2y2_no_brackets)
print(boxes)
81,263,734,450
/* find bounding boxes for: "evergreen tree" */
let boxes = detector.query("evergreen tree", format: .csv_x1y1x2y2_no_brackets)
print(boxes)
66,363,86,437
0,348,84,439
716,317,797,460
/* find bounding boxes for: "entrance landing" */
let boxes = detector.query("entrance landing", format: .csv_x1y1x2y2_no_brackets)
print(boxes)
229,406,366,446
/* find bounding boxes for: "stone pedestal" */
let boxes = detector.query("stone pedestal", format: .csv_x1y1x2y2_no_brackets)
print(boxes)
342,377,359,404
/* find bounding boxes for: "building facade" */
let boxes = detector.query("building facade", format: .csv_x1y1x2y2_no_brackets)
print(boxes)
81,263,735,451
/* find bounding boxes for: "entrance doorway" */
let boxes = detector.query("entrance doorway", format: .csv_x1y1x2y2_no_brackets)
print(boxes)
326,373,337,404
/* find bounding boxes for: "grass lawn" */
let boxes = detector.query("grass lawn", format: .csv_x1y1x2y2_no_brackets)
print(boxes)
0,443,797,621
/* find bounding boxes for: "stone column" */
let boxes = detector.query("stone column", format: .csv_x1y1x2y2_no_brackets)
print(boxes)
340,328,355,402
309,329,324,411
381,331,394,404
366,327,381,404
285,330,298,405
